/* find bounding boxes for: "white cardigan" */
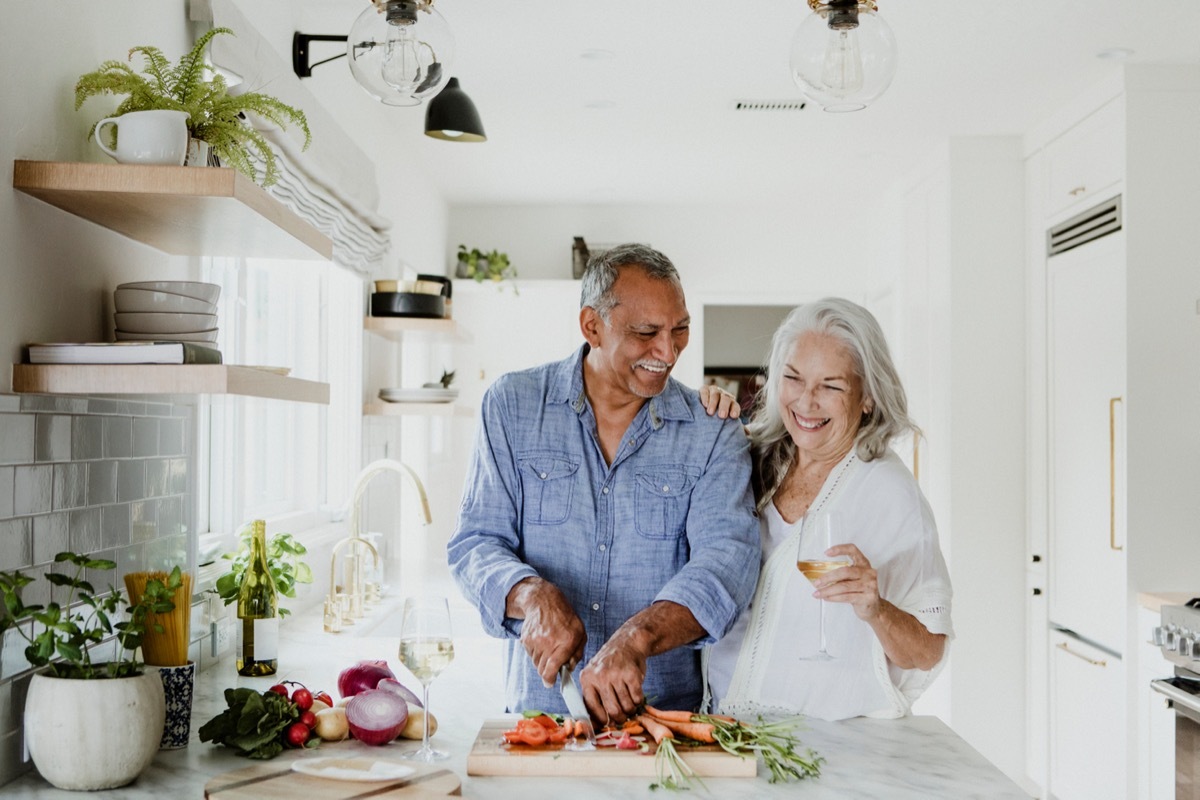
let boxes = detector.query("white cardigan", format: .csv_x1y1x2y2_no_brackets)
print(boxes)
707,449,954,721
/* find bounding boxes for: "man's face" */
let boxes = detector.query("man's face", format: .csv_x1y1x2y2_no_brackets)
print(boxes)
585,267,690,400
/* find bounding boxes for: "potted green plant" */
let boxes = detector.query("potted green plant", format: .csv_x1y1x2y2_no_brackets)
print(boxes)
456,244,518,291
214,525,313,617
0,553,184,791
74,27,311,187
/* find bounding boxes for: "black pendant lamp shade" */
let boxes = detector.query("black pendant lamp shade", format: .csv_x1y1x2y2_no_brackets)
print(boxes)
424,77,486,142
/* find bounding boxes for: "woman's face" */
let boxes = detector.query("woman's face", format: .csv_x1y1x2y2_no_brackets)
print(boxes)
778,332,871,463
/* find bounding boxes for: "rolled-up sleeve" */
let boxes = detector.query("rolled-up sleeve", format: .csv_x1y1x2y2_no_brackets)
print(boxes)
654,418,760,644
447,382,538,638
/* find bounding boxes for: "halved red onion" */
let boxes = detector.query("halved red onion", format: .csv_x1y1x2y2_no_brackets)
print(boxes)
345,689,409,746
376,677,423,709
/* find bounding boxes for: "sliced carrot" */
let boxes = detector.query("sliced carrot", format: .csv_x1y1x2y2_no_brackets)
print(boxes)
622,722,644,735
636,714,674,744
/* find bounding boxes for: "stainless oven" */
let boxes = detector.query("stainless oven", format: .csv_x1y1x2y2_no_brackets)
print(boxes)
1151,601,1200,800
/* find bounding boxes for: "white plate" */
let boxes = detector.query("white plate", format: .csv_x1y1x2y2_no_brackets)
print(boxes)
290,757,415,782
379,387,459,403
115,329,219,342
114,288,216,314
116,281,221,305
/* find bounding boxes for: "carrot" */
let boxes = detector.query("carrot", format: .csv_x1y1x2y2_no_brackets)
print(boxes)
637,714,674,744
647,716,716,744
643,704,697,723
622,722,645,735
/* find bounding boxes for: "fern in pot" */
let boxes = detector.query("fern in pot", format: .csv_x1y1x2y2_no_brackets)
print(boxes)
0,553,184,791
74,27,311,187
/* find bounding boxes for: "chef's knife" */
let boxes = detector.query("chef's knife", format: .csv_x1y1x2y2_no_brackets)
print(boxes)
558,664,596,749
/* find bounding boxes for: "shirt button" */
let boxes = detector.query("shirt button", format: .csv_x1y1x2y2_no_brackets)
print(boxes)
662,485,670,492
592,603,600,611
599,544,606,552
540,472,547,479
602,487,610,494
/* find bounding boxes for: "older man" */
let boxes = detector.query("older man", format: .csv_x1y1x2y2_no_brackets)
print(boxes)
448,243,759,722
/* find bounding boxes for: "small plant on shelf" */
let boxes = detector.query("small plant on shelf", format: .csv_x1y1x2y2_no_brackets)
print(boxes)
456,245,518,292
74,27,311,187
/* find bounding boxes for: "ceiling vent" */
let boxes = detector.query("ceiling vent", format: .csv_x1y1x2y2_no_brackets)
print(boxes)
1047,195,1122,257
731,99,807,112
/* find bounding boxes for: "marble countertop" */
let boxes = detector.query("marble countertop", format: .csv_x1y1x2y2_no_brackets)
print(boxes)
5,593,1031,799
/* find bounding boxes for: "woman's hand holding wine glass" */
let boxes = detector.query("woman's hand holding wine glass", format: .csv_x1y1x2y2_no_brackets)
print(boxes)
796,512,851,660
399,596,455,762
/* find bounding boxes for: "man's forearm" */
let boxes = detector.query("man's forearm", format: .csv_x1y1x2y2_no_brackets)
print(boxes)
606,600,706,659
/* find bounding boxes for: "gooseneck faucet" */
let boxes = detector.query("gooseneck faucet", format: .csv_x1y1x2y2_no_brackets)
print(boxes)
325,459,432,632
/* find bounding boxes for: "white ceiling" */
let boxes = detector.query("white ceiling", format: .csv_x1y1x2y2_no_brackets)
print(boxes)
294,1,1200,206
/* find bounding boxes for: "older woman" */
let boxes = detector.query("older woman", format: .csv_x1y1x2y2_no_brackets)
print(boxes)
705,297,953,721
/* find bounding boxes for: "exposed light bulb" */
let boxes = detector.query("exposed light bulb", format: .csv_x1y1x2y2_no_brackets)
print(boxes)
381,21,425,93
820,29,864,97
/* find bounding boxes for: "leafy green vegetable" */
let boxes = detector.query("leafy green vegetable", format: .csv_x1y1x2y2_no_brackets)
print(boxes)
701,714,824,783
650,737,704,792
198,687,300,759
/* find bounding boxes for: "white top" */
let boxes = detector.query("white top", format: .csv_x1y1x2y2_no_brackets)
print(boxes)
707,450,954,721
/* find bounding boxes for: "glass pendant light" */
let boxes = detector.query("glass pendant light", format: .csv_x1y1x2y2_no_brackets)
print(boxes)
790,0,897,113
347,0,454,107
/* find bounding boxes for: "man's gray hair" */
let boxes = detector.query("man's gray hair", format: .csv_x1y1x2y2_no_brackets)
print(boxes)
579,243,681,320
747,297,919,509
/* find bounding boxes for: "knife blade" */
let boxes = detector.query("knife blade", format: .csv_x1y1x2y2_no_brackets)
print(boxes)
558,665,596,749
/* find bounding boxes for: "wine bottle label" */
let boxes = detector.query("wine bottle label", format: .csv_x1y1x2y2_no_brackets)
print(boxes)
254,618,279,660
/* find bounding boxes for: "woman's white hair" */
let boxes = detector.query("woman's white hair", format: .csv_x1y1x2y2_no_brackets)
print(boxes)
746,297,919,509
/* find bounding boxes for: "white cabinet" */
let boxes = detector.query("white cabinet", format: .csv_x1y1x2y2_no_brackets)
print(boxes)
1046,231,1127,655
1048,629,1126,799
1042,97,1125,220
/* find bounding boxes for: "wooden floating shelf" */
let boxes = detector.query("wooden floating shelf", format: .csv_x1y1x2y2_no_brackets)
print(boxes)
364,316,456,342
12,364,329,404
363,401,472,417
12,160,332,260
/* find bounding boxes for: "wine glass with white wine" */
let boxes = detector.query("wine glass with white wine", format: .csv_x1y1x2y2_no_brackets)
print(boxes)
795,512,850,660
399,596,455,762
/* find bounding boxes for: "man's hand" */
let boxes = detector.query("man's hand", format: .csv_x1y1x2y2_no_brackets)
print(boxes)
506,577,586,687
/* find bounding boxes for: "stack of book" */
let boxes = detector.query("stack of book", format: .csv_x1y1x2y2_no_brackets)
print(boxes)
27,342,222,365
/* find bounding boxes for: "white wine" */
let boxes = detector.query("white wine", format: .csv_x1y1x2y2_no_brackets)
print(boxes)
400,637,455,684
236,520,279,676
796,559,848,582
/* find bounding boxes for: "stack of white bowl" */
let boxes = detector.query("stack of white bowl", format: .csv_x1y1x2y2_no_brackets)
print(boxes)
113,281,221,342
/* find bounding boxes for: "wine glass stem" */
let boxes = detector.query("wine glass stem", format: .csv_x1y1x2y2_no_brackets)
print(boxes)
818,599,828,654
421,682,431,752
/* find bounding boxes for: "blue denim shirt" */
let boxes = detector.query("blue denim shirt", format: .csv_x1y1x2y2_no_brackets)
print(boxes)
447,345,760,714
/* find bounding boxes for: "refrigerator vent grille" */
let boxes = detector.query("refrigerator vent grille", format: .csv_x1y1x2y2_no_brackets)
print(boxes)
1047,195,1122,256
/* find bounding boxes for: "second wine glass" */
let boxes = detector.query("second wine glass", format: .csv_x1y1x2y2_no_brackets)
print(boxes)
796,512,849,660
399,596,455,762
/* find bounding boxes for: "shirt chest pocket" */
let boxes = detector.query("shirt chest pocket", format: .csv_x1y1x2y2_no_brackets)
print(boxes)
634,467,698,539
518,453,579,525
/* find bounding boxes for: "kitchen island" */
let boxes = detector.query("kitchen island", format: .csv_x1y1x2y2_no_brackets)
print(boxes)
5,594,1030,799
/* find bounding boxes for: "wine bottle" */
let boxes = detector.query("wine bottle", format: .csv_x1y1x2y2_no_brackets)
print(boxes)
236,520,279,676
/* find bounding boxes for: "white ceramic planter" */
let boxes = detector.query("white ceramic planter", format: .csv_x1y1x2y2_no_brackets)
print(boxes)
24,671,165,791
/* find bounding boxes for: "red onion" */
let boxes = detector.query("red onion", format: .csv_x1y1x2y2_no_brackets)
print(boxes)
337,659,397,699
376,677,423,709
345,689,409,746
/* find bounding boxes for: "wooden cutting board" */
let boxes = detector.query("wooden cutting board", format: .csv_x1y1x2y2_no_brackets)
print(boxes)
466,718,758,778
204,758,462,798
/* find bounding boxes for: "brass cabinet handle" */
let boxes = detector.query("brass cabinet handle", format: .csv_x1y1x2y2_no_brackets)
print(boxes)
1109,397,1123,551
1056,641,1107,667
1069,185,1087,196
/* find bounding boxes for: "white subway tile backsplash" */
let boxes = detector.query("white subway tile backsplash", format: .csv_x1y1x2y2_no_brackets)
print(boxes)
71,416,103,461
0,519,31,570
34,415,71,463
117,460,146,503
160,417,186,456
52,463,87,511
0,468,12,519
132,417,158,458
68,507,102,554
169,458,189,495
12,466,51,516
103,416,132,458
0,675,29,738
32,513,69,565
0,395,19,413
86,460,117,506
158,496,183,538
145,459,168,498
101,505,130,550
0,415,35,466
